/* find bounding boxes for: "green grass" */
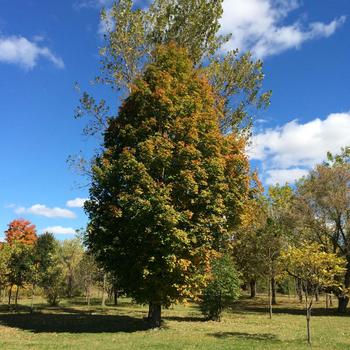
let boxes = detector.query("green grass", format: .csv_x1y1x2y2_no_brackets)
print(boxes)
0,295,350,349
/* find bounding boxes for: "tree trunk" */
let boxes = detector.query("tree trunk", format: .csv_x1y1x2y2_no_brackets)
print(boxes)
148,302,162,328
15,286,19,309
304,287,312,345
30,284,35,313
101,274,107,308
306,307,311,345
315,291,319,302
249,279,256,298
338,262,350,313
8,285,12,306
271,277,277,305
68,274,73,298
148,302,153,320
296,278,303,302
338,295,349,314
113,285,118,306
268,277,272,319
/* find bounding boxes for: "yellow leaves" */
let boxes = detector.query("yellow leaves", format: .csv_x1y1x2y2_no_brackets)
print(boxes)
178,258,192,271
142,268,150,278
173,229,190,245
279,241,347,289
108,205,122,218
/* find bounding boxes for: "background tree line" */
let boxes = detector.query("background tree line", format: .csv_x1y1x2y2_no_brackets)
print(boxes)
0,221,119,310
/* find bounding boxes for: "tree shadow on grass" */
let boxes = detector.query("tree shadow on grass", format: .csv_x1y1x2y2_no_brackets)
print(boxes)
209,331,280,342
0,311,151,333
239,305,345,317
163,315,206,322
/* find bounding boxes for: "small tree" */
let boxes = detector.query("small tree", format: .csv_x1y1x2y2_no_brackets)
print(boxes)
200,255,240,321
6,242,35,308
36,233,64,306
0,244,10,303
279,242,346,345
59,238,84,298
234,196,266,299
77,252,99,309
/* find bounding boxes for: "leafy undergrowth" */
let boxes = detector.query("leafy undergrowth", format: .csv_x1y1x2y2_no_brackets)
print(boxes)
0,295,349,349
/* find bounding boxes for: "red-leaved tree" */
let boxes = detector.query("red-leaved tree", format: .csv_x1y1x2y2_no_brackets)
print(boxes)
5,219,37,245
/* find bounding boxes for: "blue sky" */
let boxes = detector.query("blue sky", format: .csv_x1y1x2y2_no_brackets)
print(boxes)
0,0,349,240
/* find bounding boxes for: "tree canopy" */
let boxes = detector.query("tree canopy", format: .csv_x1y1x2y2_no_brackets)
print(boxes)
5,219,37,245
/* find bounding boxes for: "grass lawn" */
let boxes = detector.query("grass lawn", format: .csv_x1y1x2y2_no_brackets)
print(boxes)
0,295,350,349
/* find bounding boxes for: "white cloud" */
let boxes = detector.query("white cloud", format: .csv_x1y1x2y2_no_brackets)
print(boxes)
95,0,345,58
249,112,350,184
15,204,76,218
265,168,309,185
74,0,114,9
220,0,346,58
0,35,64,69
42,226,76,235
66,197,87,208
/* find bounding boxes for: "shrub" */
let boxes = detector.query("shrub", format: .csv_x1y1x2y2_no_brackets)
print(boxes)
200,254,240,321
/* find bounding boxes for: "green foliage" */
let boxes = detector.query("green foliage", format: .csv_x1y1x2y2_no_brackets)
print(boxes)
0,244,11,290
200,254,240,321
99,0,226,90
7,242,35,288
206,50,271,133
326,146,350,166
59,238,84,297
234,185,291,289
36,233,65,306
148,0,227,64
77,252,100,302
85,44,251,312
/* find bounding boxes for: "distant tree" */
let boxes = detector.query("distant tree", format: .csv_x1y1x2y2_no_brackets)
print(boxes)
36,233,64,306
0,243,10,303
265,184,294,306
200,254,240,321
85,44,252,327
5,219,37,245
280,242,346,345
6,242,35,308
77,252,100,309
234,197,266,298
60,238,84,297
258,218,285,318
234,183,293,319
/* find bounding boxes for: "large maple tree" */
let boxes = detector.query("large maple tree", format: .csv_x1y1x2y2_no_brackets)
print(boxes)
85,44,252,327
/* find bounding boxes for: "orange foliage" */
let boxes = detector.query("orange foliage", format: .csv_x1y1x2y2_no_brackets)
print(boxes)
5,219,38,245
